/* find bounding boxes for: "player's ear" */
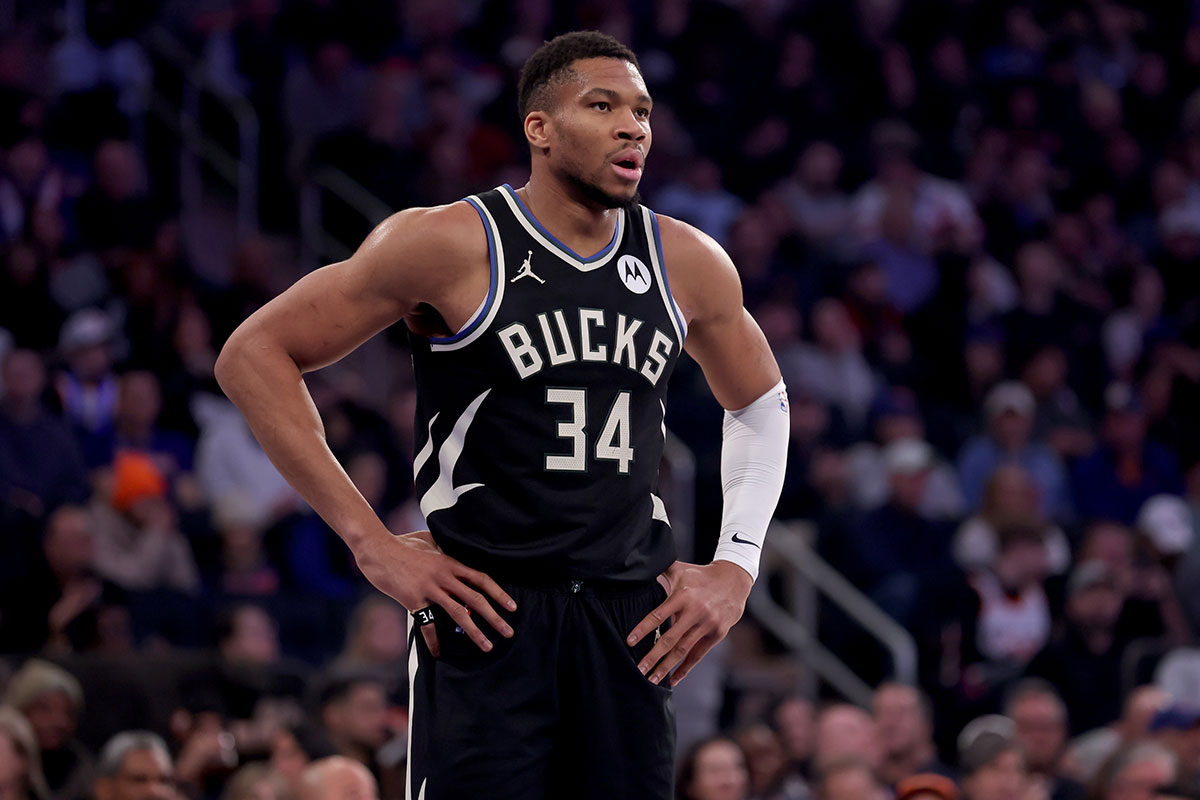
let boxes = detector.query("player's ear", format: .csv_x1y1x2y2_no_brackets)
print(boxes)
525,111,552,151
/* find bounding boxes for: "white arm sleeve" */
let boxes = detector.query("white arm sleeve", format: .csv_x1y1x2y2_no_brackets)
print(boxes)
712,379,789,581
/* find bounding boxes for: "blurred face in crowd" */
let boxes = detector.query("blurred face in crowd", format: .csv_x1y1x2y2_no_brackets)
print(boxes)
1067,583,1123,635
95,747,174,800
983,465,1038,520
963,748,1025,800
23,689,76,751
324,683,388,753
1105,754,1175,800
990,409,1033,452
873,684,929,759
44,507,94,579
300,758,378,800
814,705,882,772
736,724,786,794
117,371,162,432
354,602,406,663
1010,693,1067,775
819,763,888,800
1080,523,1134,591
222,606,279,665
774,697,815,762
994,536,1048,591
686,739,749,800
532,57,651,209
1,349,45,407
1104,408,1147,453
68,342,113,383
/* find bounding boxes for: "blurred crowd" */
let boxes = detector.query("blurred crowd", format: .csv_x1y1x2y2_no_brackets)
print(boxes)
2,0,1200,799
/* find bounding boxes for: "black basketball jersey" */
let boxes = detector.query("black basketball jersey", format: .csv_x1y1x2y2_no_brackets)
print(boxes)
409,184,685,583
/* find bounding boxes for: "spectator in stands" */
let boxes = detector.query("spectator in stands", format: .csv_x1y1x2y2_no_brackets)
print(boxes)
957,715,1030,800
1020,344,1094,461
0,349,89,520
955,524,1052,698
0,504,125,654
792,298,879,434
75,140,159,255
771,696,814,789
271,723,336,800
958,381,1071,522
1026,561,1128,735
1091,741,1178,800
92,730,174,800
772,141,854,262
814,758,888,800
846,387,964,520
1072,383,1183,526
4,660,93,800
1004,680,1086,800
954,464,1071,575
329,595,406,699
210,493,281,597
1062,685,1171,786
835,438,958,630
1148,706,1200,795
0,705,49,800
194,395,300,528
733,723,797,800
812,705,882,776
90,451,200,594
298,756,377,800
317,676,388,779
653,159,744,247
55,308,119,438
675,735,750,800
873,683,951,787
219,762,292,800
1127,495,1195,645
79,369,194,479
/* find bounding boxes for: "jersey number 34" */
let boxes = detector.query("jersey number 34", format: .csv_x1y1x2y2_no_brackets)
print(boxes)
544,388,633,474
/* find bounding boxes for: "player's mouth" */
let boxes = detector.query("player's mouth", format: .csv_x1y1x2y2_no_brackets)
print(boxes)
610,149,644,181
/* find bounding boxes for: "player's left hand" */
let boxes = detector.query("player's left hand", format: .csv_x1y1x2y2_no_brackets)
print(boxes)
627,560,753,687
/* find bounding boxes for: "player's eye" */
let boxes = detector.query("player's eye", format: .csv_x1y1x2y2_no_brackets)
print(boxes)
635,108,650,119
592,101,610,111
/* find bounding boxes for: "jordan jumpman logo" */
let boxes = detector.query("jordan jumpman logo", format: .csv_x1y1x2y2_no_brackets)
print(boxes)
511,250,545,284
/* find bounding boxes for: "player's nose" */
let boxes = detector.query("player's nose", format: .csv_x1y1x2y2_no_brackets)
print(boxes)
615,110,646,141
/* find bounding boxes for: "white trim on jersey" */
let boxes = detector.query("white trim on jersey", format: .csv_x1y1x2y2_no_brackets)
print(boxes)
429,196,508,352
497,184,626,272
406,618,419,800
418,390,491,517
640,207,687,348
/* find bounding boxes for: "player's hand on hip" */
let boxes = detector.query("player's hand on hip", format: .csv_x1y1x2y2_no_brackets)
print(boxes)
354,529,516,657
627,560,753,687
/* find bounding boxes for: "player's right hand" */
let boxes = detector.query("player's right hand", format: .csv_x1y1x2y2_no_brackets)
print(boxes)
353,529,516,657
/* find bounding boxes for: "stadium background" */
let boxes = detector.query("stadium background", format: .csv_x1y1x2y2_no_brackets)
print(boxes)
2,0,1200,798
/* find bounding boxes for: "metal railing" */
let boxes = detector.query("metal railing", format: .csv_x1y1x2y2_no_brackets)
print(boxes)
141,26,259,237
748,520,918,705
298,166,394,270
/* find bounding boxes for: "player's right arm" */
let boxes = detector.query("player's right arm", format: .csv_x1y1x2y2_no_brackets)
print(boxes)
215,203,514,655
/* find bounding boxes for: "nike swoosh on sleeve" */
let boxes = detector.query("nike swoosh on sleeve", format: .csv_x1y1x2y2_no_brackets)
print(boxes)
730,532,760,549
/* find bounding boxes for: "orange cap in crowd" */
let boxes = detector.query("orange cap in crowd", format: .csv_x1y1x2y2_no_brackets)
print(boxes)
111,451,167,512
895,773,960,800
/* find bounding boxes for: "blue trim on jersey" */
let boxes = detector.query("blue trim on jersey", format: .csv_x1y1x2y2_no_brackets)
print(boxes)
430,197,498,344
648,210,687,342
502,184,619,263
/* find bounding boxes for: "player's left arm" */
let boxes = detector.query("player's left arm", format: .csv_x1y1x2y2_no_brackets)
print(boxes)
628,215,789,686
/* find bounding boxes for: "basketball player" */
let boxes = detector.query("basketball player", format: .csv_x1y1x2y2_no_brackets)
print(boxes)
216,32,788,799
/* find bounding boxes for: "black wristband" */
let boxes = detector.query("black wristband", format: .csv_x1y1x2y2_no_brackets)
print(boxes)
412,606,437,626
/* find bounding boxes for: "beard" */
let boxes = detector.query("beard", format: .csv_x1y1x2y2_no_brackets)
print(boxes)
556,161,641,210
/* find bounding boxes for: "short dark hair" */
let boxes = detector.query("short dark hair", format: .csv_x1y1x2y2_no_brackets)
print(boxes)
517,31,641,119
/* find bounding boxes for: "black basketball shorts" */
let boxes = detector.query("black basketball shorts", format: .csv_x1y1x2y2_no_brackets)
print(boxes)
405,578,675,799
